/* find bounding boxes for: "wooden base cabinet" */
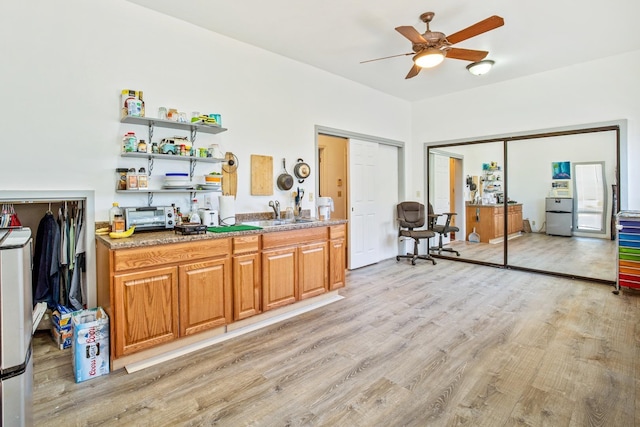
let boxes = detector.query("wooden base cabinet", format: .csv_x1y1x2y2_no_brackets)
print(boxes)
113,266,179,357
179,258,232,337
232,236,261,321
262,246,298,311
261,227,329,311
298,241,328,300
329,225,346,290
96,222,347,367
97,238,232,361
465,204,523,243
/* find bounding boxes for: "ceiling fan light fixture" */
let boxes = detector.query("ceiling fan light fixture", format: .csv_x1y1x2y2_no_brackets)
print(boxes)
466,59,495,76
414,48,445,68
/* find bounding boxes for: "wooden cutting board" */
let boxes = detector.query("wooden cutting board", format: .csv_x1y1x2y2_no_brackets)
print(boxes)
222,152,237,198
251,154,273,195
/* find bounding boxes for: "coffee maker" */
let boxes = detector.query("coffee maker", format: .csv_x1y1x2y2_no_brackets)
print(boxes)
317,197,334,221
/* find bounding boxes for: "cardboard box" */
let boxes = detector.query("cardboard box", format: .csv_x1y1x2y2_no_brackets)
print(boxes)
51,326,73,350
71,307,110,383
51,304,74,332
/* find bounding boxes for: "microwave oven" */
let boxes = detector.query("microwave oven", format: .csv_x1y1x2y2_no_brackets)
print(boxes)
123,206,174,231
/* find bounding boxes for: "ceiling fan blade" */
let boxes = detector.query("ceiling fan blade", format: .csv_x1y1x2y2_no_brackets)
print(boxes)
405,64,421,79
446,15,504,45
446,48,489,62
360,52,413,64
395,26,427,44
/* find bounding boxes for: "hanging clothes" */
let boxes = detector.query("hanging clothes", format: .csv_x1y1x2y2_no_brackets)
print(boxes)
69,203,86,310
32,211,61,308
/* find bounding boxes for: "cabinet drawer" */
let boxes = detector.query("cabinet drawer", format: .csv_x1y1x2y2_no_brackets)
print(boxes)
113,238,231,272
233,235,260,255
262,227,328,249
330,224,346,240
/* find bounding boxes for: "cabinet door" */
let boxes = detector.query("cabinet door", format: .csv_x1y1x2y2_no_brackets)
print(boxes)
509,206,523,234
233,252,261,320
178,258,231,337
329,238,346,290
298,241,328,300
113,266,178,357
493,208,505,238
262,247,297,311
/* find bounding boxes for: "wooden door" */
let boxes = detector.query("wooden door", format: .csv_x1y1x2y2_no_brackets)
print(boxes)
178,258,231,337
233,252,261,320
113,266,178,357
262,246,297,311
329,238,346,290
298,241,328,300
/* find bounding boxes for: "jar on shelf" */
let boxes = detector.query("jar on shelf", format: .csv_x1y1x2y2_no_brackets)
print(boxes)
122,132,137,153
137,139,147,153
126,168,138,190
137,167,148,189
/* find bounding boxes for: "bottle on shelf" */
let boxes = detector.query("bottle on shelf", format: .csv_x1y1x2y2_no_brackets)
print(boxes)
109,202,123,231
138,90,145,117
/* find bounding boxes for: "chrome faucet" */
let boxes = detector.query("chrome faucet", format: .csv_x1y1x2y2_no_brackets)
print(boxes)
269,200,280,220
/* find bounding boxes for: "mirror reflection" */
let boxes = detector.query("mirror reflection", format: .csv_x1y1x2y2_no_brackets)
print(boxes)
428,128,618,283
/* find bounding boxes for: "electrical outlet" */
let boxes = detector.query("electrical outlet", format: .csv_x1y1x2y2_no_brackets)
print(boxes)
309,192,314,202
532,220,536,226
416,190,421,198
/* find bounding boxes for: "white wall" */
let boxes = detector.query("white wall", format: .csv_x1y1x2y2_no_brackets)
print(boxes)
0,1,411,220
413,50,640,210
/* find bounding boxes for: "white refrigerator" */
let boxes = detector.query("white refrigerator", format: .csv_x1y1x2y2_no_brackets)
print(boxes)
0,228,33,426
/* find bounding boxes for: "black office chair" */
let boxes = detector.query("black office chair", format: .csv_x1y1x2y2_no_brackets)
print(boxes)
428,203,460,256
396,202,436,265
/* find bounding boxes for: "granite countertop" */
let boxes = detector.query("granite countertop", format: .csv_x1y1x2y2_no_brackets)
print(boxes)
466,202,522,207
96,218,348,250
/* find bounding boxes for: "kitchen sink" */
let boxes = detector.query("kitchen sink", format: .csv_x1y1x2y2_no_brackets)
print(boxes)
241,218,316,227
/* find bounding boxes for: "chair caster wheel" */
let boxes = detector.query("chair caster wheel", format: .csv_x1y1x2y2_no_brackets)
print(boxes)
411,260,416,265
396,256,400,262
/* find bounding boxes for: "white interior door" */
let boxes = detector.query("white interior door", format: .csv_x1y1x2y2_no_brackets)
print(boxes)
377,144,400,261
349,139,378,269
430,152,453,247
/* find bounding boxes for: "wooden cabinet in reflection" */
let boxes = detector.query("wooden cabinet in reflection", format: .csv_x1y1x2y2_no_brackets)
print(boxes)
466,203,523,243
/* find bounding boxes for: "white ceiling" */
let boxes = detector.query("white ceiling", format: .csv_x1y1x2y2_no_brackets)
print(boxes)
128,0,640,102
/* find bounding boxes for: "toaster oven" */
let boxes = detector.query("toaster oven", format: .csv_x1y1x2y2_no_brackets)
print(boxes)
123,206,175,231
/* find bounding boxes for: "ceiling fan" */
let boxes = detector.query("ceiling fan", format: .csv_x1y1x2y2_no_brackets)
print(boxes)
362,12,504,79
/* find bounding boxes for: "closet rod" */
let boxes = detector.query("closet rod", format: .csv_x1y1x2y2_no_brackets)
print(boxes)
1,198,87,204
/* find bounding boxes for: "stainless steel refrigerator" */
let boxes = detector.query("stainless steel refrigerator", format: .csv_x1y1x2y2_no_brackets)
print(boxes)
545,197,573,236
0,228,33,426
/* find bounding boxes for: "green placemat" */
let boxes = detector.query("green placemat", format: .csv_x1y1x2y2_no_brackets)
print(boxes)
207,225,263,233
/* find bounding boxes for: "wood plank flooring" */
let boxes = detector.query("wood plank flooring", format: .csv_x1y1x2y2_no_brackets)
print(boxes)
439,232,617,282
33,258,639,426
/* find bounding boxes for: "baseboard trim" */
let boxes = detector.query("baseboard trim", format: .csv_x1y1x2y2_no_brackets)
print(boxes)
124,292,344,373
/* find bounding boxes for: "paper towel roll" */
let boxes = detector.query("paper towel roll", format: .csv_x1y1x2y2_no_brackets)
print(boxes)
218,195,236,225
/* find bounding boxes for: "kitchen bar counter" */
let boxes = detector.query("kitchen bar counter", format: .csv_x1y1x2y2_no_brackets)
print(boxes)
465,203,523,243
95,218,348,371
96,218,347,249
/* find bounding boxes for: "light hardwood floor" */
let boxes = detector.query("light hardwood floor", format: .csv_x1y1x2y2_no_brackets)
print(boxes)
437,232,617,282
34,258,639,426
